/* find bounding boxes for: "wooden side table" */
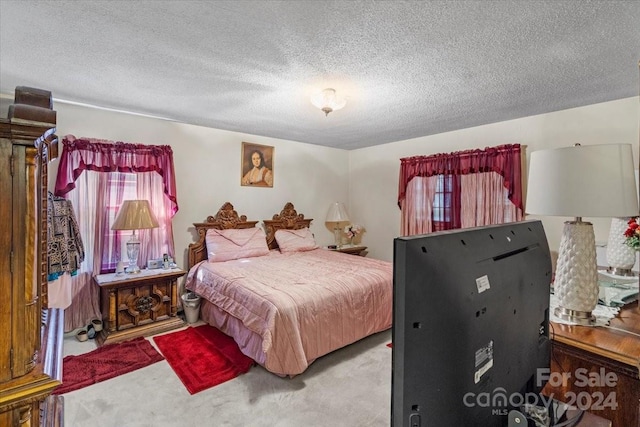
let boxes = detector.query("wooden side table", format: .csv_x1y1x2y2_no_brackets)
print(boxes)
329,245,368,256
543,302,640,427
94,268,186,346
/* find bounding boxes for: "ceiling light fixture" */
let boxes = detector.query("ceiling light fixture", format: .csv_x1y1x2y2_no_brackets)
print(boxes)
311,88,347,117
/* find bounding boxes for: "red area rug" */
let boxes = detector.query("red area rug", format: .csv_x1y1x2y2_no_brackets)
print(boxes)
153,325,254,394
54,336,164,394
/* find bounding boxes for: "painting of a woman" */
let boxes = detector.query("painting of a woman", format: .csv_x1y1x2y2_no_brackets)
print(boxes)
241,143,274,187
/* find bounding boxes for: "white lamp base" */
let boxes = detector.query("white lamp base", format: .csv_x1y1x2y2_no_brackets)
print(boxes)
553,220,598,325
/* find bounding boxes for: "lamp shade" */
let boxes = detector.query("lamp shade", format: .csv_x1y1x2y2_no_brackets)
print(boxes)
111,200,159,230
526,144,638,217
326,202,350,222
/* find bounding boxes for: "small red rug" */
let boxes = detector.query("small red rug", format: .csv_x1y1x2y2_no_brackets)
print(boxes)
153,325,254,394
54,336,164,394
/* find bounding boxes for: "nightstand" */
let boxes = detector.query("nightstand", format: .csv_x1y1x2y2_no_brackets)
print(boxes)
329,245,368,256
94,268,186,346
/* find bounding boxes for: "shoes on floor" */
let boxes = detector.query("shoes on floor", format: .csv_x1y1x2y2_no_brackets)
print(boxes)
76,329,88,342
87,323,96,339
76,319,103,341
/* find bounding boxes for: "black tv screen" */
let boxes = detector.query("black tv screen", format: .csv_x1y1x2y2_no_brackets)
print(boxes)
392,220,552,427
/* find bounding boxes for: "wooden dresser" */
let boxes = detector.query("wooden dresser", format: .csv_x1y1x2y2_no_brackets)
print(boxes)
543,302,640,427
0,87,64,427
94,269,185,346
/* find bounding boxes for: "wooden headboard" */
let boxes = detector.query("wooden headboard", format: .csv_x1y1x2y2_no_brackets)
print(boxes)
263,202,313,250
188,202,258,268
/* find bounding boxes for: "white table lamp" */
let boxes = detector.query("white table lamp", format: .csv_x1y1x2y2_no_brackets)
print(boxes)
326,202,350,247
526,144,638,325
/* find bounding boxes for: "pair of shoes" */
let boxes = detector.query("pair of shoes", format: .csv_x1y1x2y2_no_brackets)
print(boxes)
75,319,104,342
87,319,103,339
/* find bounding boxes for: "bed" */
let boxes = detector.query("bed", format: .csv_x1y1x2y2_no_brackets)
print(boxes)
184,202,393,376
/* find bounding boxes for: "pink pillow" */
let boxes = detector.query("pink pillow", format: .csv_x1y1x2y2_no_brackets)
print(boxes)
275,228,318,253
206,227,269,262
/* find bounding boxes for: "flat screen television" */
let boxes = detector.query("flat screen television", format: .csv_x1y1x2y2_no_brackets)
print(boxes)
392,220,552,427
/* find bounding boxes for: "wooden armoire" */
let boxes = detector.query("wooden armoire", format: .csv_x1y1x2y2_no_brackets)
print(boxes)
0,87,64,426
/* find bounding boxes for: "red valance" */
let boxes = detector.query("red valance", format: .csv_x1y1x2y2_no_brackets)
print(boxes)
398,144,522,210
54,135,179,215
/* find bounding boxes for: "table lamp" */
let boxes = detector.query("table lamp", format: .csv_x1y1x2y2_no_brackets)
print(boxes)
526,144,638,325
111,199,159,273
326,202,349,247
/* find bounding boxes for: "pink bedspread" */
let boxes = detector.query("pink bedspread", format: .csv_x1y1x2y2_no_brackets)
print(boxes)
185,249,392,376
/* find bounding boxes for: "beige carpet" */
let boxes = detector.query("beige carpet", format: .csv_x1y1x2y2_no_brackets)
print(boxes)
62,323,392,427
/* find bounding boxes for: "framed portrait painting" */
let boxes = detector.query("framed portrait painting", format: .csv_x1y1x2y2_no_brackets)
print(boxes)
241,142,274,187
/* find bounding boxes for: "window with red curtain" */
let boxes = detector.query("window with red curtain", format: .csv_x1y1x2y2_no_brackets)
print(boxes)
398,144,523,236
55,135,179,331
55,137,178,273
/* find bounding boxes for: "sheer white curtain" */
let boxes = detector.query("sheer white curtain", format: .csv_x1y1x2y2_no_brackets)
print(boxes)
460,172,522,228
137,171,175,264
401,176,438,236
63,171,106,332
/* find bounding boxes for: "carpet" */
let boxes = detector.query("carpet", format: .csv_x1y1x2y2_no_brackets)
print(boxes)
153,325,254,394
54,336,164,394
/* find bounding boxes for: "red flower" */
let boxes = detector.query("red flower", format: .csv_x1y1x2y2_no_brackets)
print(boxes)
624,217,640,251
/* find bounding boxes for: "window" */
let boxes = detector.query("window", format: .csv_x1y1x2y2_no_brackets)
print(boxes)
432,175,452,231
398,144,524,236
102,172,137,272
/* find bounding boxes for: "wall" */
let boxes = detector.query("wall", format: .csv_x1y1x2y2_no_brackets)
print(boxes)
18,101,351,270
2,94,637,266
349,97,639,261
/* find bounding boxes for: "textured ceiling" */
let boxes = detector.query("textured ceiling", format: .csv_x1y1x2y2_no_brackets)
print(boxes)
1,1,639,150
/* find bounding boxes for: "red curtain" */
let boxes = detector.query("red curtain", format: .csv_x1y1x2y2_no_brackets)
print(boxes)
398,144,523,211
54,135,179,215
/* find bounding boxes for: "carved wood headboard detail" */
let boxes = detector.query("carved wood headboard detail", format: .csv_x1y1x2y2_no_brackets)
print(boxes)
263,202,313,250
188,202,258,268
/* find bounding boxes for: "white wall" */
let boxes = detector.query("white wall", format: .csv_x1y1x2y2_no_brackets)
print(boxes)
38,102,350,270
2,95,637,266
350,97,639,261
